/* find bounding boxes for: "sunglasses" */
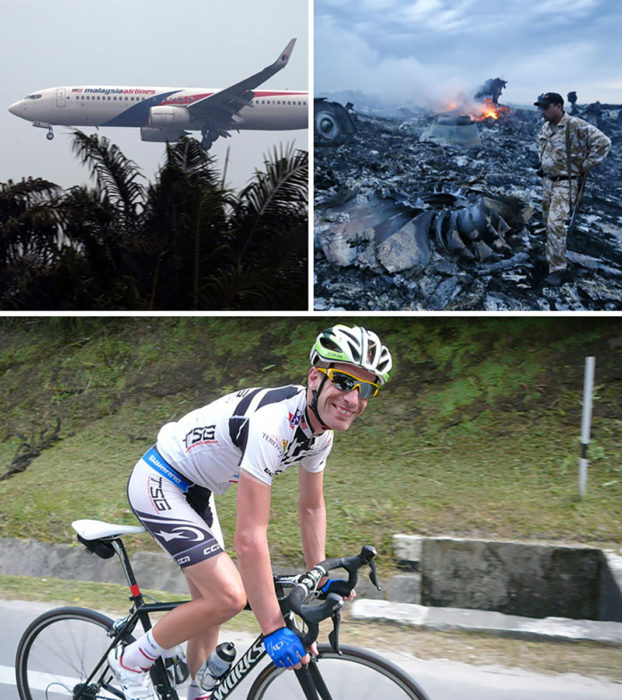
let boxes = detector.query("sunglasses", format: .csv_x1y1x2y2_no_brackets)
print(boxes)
316,367,380,399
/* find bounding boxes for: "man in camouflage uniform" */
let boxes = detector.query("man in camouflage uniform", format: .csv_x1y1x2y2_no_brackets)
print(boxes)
535,92,611,285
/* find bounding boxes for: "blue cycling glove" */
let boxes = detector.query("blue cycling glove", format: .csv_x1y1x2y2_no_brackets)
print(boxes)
263,627,305,668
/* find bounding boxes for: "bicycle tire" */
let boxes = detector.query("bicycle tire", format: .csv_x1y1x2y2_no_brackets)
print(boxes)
15,605,134,700
246,643,431,699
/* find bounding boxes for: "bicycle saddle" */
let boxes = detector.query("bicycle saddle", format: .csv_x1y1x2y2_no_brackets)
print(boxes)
72,519,145,540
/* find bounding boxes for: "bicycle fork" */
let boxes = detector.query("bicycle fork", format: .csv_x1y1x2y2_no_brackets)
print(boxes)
293,658,332,700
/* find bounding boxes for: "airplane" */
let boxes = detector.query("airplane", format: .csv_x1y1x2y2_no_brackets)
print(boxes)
8,38,307,151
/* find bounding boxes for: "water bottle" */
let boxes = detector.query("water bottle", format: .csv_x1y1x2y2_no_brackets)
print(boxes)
162,645,189,687
198,642,236,691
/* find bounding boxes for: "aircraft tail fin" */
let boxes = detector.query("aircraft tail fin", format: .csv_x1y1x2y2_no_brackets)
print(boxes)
275,38,296,70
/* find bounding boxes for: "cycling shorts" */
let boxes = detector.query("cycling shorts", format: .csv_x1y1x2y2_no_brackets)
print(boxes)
127,455,224,569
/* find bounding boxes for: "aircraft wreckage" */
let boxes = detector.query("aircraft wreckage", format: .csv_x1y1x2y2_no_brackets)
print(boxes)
317,186,533,273
314,94,622,311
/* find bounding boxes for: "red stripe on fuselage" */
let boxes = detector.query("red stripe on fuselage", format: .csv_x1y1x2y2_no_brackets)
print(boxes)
158,90,307,106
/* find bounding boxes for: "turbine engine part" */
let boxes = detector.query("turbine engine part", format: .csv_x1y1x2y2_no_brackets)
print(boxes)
314,98,357,146
140,126,187,142
149,105,191,128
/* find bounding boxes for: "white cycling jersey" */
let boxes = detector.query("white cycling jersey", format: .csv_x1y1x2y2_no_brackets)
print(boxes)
155,385,333,493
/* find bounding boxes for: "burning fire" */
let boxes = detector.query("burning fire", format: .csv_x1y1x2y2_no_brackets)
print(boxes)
437,97,510,122
472,98,508,121
478,101,500,120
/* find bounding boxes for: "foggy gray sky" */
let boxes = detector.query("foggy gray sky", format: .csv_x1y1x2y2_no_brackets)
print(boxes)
315,0,621,109
2,0,308,192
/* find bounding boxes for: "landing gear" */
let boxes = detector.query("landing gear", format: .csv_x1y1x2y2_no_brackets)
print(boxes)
33,121,55,141
200,129,216,151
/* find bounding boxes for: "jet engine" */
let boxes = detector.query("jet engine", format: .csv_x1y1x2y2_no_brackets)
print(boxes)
148,105,191,128
140,127,186,143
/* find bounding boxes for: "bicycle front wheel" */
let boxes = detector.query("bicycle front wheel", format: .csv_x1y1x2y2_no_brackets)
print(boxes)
247,643,430,699
15,605,131,700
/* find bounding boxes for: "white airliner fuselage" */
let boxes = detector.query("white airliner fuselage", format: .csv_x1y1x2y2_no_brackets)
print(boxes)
8,39,307,150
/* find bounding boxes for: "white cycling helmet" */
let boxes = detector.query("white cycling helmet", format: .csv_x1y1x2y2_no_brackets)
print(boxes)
310,324,392,385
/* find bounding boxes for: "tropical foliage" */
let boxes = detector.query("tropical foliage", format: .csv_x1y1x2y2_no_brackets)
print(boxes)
0,132,308,310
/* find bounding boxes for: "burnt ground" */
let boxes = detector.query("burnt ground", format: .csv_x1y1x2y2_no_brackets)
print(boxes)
314,105,622,311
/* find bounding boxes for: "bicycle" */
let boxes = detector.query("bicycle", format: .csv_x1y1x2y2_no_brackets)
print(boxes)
15,518,431,699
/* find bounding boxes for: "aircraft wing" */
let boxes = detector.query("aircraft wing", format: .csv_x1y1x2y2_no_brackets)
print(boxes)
187,38,296,136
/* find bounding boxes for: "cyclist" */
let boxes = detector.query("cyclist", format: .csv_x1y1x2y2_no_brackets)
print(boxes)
107,324,392,700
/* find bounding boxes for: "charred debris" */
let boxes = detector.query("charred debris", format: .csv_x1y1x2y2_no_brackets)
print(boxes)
314,92,622,311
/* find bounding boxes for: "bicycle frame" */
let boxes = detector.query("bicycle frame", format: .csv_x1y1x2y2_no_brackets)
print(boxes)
88,536,280,700
74,529,377,700
99,598,270,700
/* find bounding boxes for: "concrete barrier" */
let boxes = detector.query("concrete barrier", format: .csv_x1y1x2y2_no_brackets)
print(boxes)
0,536,188,594
2,532,622,644
393,534,622,622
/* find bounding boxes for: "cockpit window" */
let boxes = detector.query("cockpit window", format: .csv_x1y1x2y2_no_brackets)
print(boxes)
26,94,42,100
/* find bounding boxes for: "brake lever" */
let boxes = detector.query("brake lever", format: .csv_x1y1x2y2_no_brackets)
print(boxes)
355,544,382,592
328,607,342,655
368,557,382,592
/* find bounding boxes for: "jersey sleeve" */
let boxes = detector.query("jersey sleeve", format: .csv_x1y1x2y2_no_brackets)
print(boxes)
236,407,334,484
237,421,284,486
236,402,296,486
300,432,333,473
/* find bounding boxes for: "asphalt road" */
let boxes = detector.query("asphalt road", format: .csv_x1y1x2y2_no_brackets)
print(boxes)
3,599,621,699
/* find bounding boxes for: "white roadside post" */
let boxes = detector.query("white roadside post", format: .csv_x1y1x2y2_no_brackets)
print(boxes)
579,356,595,500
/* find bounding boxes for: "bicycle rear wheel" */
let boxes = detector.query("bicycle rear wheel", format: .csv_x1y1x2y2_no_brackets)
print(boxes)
247,643,430,699
15,605,132,700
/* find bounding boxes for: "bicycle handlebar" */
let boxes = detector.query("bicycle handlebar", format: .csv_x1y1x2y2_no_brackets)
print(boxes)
285,545,380,648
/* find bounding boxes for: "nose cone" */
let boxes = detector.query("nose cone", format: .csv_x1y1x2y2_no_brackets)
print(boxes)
9,100,23,116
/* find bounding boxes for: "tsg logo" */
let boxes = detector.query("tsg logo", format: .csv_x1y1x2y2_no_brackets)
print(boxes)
184,425,217,450
148,476,171,512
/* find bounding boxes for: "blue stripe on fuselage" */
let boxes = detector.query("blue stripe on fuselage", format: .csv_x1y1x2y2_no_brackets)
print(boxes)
102,90,180,127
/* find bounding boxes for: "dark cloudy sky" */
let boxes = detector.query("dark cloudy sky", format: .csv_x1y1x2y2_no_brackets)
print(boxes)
314,0,621,109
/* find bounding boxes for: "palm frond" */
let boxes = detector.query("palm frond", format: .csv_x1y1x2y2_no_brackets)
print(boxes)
71,130,146,222
201,261,278,310
233,143,308,259
164,137,221,186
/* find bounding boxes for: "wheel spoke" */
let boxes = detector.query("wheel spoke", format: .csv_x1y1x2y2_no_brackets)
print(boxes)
248,644,430,700
16,607,123,700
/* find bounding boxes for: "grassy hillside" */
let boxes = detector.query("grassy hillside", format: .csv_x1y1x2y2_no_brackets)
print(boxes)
0,316,621,571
